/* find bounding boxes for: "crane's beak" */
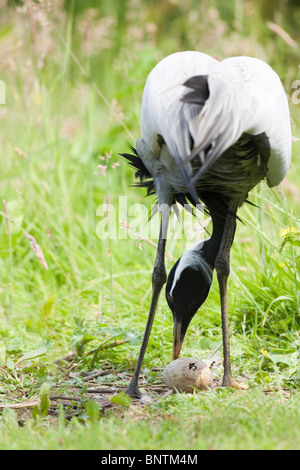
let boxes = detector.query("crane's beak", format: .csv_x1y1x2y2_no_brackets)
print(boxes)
172,320,184,360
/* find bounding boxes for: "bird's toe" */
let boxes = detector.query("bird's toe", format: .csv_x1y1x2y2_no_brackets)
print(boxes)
125,383,142,399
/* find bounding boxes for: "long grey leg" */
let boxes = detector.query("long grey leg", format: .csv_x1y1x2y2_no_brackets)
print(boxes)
126,206,170,398
214,200,240,388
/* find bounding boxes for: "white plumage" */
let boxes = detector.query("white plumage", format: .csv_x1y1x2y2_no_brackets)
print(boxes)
123,51,292,397
137,51,291,203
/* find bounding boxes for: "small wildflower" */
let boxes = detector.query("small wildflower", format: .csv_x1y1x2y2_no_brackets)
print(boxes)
97,164,107,176
98,164,107,172
280,227,297,237
260,349,269,358
112,162,119,170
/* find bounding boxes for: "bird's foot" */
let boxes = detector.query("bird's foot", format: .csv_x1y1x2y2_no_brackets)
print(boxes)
125,381,142,399
221,373,241,390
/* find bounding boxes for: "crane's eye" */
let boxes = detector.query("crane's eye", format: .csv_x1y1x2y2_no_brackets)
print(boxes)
167,293,174,303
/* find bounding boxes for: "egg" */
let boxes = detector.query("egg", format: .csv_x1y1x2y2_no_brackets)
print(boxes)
163,357,213,393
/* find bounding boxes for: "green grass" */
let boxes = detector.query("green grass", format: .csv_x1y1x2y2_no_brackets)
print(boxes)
0,0,300,450
1,388,300,450
1,390,300,450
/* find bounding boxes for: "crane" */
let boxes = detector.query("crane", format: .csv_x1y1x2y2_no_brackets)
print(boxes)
121,51,292,398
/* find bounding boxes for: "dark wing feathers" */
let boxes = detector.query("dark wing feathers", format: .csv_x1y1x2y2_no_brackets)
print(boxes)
120,146,200,209
181,75,209,106
120,144,151,179
120,145,155,196
180,75,243,191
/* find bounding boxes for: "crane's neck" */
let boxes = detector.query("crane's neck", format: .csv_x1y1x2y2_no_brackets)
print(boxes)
201,205,228,269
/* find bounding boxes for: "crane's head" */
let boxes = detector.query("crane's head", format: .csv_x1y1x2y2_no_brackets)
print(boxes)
166,244,213,359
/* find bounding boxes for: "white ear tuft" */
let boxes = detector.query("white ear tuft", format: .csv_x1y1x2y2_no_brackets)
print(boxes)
169,242,213,296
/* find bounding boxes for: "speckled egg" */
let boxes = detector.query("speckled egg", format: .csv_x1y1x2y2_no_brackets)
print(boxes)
163,357,213,393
